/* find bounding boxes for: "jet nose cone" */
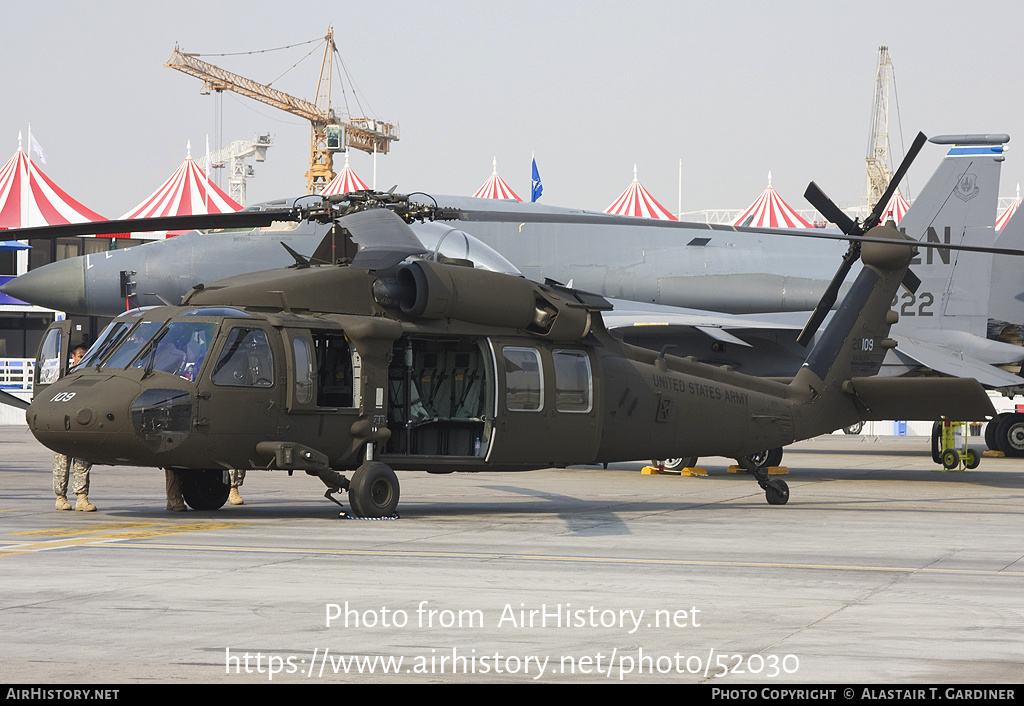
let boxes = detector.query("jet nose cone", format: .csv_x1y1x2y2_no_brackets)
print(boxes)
0,257,86,312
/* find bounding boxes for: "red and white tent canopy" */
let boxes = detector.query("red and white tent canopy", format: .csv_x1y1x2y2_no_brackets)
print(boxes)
733,172,811,228
997,184,1020,231
120,141,241,238
0,135,107,231
879,189,910,225
473,158,521,201
322,153,369,195
604,165,677,220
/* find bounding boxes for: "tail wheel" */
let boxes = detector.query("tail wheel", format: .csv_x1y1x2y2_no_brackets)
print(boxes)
349,462,400,517
765,479,789,505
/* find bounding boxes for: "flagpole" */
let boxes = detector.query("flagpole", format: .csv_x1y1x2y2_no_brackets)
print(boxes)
17,130,28,275
678,158,682,220
205,134,211,213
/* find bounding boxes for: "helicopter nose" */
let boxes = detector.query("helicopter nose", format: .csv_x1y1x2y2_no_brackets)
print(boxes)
0,257,87,312
27,375,138,461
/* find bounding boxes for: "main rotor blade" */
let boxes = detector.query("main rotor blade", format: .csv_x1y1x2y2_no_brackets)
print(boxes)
804,182,859,235
865,131,928,229
0,388,30,411
0,210,299,241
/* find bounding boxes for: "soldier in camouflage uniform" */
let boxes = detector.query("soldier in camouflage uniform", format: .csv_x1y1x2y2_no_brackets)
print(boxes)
53,345,95,512
228,470,245,505
53,454,94,511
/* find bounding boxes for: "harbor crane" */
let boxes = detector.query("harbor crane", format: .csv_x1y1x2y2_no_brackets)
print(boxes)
166,28,399,195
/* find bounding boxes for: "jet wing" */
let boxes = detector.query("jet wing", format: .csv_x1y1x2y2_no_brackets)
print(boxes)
603,299,803,348
890,336,1024,388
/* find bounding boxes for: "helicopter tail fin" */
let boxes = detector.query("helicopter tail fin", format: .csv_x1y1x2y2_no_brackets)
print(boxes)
789,225,994,432
793,226,910,394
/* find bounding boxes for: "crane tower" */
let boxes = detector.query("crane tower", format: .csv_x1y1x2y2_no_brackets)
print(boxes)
166,29,399,195
865,46,893,208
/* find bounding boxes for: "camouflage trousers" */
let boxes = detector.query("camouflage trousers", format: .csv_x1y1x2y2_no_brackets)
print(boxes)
229,469,245,488
53,452,92,496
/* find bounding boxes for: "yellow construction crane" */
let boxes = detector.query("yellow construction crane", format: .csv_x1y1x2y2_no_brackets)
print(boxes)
166,28,399,194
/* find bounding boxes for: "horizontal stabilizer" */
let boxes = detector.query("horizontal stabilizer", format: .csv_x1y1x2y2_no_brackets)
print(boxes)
843,377,995,421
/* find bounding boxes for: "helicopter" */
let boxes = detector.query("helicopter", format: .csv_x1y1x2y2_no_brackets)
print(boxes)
17,184,1000,517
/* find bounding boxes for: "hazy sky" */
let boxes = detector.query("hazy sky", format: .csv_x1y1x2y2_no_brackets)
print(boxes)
4,0,1024,219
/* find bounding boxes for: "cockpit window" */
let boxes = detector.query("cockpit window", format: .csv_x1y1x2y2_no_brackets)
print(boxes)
211,327,275,387
130,322,218,381
77,323,126,369
102,321,163,369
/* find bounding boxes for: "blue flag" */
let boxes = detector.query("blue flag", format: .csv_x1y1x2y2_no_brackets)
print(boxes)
531,157,543,202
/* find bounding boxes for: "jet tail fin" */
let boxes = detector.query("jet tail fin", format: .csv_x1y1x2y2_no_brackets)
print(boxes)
898,135,1005,332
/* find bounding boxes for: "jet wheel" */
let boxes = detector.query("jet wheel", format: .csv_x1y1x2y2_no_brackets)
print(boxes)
349,462,400,517
995,414,1024,458
181,469,230,511
652,457,697,472
930,421,943,464
765,479,789,505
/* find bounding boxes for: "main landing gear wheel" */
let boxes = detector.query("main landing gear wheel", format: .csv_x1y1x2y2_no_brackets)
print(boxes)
843,421,864,435
984,416,1001,450
749,447,783,470
995,413,1024,458
651,457,698,472
181,469,230,510
348,462,400,517
931,421,943,464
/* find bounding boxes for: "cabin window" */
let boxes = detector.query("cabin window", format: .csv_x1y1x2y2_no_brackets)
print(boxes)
312,331,353,407
292,336,314,405
210,327,275,387
503,346,543,411
553,349,592,413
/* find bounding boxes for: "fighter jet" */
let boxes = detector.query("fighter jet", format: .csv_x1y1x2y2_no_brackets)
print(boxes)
2,135,1020,392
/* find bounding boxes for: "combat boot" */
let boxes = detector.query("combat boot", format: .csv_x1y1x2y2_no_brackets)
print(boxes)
228,487,244,505
75,494,96,512
55,496,71,511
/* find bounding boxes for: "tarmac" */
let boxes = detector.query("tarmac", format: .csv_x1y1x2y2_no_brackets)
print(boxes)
1,426,1022,684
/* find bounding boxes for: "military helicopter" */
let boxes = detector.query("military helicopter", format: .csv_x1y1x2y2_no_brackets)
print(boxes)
15,179,1001,517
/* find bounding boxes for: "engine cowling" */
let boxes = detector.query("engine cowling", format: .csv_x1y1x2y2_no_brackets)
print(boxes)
381,260,592,341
